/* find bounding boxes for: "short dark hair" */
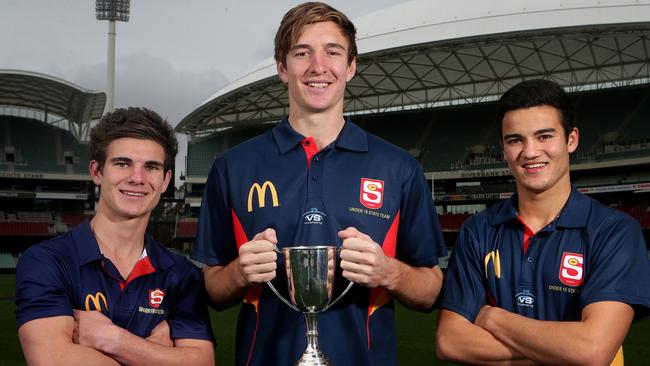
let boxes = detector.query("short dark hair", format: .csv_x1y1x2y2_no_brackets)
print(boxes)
89,107,178,171
496,79,574,141
274,2,357,66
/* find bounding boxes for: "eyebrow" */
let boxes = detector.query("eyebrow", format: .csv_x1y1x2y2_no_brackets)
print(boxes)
290,42,346,51
110,157,164,168
110,157,133,164
502,128,558,140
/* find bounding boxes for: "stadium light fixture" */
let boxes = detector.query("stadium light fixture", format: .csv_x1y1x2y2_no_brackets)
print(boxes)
95,0,130,22
95,0,130,114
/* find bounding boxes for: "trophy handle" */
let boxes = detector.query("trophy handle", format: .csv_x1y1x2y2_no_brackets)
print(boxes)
323,279,353,311
266,281,300,312
266,245,301,311
323,246,354,311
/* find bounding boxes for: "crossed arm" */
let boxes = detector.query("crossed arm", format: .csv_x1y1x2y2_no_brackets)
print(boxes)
436,301,633,365
203,227,443,311
19,313,214,366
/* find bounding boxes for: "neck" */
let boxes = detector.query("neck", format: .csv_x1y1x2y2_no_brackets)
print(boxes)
288,110,345,150
516,179,572,233
90,210,148,268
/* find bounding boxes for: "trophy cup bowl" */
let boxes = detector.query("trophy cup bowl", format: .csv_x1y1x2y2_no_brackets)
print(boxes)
267,246,353,366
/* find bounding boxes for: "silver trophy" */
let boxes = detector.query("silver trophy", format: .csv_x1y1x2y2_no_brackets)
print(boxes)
267,246,353,366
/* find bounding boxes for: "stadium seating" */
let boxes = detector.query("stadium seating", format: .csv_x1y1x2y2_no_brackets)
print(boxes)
186,125,274,178
438,213,472,232
0,116,88,174
0,251,16,269
356,110,431,152
0,222,51,236
59,212,88,226
175,218,198,238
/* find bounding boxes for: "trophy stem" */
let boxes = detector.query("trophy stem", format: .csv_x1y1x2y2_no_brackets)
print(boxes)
296,312,331,366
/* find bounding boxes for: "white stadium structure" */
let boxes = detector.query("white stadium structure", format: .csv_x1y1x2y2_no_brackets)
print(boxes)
1,0,649,257
175,0,650,245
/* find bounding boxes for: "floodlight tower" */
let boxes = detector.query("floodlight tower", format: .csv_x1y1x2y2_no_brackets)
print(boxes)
96,0,130,114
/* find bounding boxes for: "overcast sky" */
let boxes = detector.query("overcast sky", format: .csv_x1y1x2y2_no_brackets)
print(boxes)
0,0,405,184
0,0,407,122
0,0,404,185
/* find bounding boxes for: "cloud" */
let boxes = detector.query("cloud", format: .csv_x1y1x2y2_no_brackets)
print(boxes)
75,52,228,125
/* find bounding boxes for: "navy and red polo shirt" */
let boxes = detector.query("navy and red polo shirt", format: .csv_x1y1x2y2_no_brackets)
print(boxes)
440,188,650,323
15,219,214,342
194,116,446,366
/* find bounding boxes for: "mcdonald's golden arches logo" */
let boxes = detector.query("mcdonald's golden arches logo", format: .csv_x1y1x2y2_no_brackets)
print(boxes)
84,292,109,312
247,181,279,212
484,250,501,278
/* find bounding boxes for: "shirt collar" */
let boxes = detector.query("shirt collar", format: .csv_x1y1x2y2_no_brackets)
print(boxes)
73,219,102,265
73,218,175,270
490,187,590,229
272,116,368,154
490,194,519,226
555,187,591,228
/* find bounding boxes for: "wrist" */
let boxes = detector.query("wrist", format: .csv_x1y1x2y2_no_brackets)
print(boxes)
98,323,126,355
382,257,401,291
233,258,251,288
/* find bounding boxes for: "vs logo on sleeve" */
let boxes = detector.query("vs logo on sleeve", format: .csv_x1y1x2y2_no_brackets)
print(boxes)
559,252,584,287
360,178,384,209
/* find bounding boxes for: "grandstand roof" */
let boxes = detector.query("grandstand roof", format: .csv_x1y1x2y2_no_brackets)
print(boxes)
177,0,650,135
0,69,106,140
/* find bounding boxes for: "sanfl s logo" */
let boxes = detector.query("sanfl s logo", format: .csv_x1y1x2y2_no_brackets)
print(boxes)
360,178,384,209
559,252,584,287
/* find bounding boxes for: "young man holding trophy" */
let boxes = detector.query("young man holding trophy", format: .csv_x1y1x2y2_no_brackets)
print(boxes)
194,2,446,365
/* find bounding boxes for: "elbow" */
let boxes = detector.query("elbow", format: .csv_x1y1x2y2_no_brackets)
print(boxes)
564,341,620,366
584,344,621,366
434,328,460,362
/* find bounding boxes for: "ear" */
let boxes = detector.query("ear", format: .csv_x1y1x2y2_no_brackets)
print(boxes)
161,170,172,193
345,57,357,82
89,160,103,185
277,62,289,84
567,127,579,153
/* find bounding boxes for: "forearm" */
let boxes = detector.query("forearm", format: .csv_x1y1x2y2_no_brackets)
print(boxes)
480,304,631,365
384,260,442,310
23,342,119,366
436,310,533,365
19,317,119,366
100,328,213,366
203,261,250,308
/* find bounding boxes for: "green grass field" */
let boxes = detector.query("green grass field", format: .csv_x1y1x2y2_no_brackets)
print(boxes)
2,273,649,365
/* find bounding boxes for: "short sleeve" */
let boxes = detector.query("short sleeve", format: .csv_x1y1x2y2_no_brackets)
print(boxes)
395,163,447,266
192,157,238,266
167,263,215,342
438,218,488,322
15,245,73,328
581,215,650,318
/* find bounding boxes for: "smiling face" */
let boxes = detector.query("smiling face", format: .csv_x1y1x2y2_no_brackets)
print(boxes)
90,137,171,222
501,105,579,197
277,21,356,118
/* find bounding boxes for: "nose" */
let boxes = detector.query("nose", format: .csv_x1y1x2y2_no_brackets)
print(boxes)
128,165,145,184
308,52,326,74
521,139,541,159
